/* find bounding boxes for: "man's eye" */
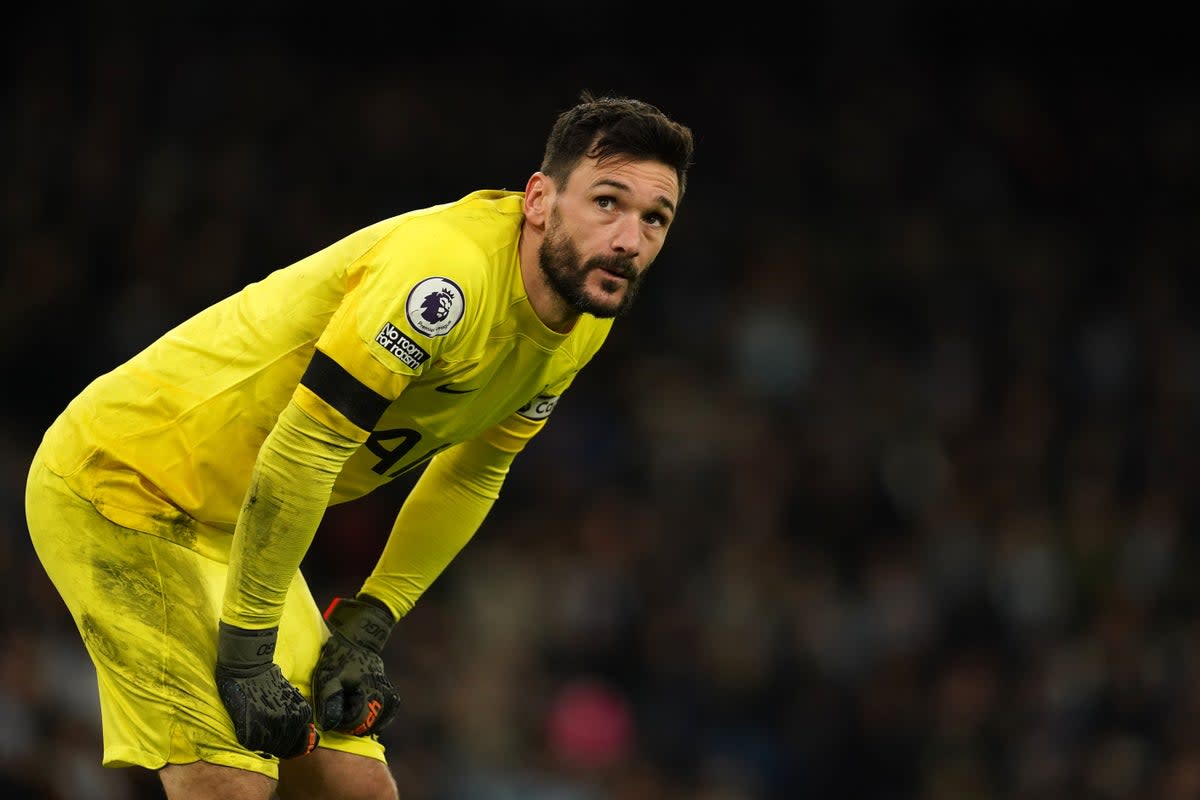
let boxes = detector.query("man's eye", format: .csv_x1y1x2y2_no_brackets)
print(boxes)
596,197,615,209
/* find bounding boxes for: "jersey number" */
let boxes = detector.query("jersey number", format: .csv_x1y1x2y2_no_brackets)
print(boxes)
366,428,451,477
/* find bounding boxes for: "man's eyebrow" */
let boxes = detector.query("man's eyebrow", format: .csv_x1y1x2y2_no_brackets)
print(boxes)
593,178,677,215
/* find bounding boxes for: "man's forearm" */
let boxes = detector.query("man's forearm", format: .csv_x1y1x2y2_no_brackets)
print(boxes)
222,400,361,628
360,437,515,618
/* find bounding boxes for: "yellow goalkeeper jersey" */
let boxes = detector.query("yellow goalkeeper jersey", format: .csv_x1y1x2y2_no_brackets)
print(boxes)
40,189,612,564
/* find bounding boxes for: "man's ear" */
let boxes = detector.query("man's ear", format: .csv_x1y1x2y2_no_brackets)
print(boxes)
523,172,552,227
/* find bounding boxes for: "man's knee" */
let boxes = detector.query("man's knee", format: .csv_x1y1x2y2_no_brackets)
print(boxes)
277,749,398,800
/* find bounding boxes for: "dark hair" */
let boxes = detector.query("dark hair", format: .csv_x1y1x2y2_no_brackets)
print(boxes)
540,90,695,201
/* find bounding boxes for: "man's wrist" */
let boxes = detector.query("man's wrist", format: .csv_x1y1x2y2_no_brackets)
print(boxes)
355,593,395,623
324,596,394,653
216,621,279,675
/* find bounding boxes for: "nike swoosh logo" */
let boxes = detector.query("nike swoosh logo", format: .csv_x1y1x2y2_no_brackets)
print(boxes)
435,383,479,394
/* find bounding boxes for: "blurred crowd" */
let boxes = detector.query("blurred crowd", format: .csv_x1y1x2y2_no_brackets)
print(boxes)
3,12,1198,800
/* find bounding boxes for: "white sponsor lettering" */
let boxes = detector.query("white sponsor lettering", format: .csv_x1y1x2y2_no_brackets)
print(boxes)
517,394,560,420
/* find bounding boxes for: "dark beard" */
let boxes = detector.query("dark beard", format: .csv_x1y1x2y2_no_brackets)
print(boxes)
537,225,643,319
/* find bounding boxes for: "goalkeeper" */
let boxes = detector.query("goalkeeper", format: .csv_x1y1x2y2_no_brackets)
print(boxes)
25,91,694,799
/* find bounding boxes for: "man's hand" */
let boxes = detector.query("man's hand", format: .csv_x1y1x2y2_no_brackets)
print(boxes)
215,622,320,759
312,595,401,736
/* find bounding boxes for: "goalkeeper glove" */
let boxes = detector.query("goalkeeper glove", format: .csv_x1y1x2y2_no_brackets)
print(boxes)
215,622,320,759
312,595,401,736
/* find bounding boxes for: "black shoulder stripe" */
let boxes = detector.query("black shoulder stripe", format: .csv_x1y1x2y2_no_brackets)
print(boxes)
300,349,390,431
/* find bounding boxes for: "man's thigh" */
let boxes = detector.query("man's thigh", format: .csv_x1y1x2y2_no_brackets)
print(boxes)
160,761,275,800
25,455,352,780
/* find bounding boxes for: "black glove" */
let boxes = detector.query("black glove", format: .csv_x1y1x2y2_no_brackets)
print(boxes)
215,622,319,759
312,595,401,736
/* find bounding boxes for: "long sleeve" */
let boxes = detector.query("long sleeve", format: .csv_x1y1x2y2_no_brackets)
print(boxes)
359,434,519,619
221,400,362,629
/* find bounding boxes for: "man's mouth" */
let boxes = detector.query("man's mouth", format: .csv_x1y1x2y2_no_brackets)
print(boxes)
593,262,636,281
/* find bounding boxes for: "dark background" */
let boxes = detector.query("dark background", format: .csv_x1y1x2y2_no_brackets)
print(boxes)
3,6,1199,799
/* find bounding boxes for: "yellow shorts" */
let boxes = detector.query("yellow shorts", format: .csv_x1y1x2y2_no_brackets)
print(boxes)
25,450,387,780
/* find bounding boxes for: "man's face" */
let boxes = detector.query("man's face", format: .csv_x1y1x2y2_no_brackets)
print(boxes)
537,157,679,319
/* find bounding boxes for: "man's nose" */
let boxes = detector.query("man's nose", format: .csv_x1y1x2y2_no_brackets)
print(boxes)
610,214,641,255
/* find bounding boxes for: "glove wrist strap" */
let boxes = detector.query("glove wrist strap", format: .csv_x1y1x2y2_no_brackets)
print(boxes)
323,596,394,654
217,621,278,676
